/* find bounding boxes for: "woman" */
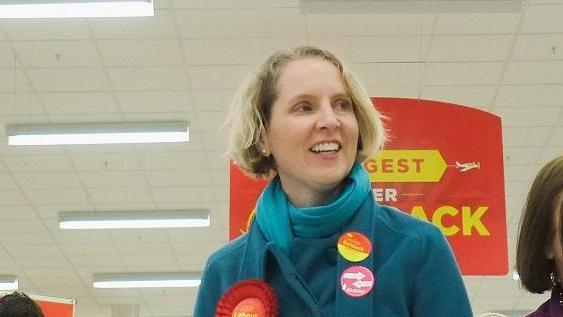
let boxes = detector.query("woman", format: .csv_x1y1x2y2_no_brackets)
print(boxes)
516,156,563,316
194,46,472,316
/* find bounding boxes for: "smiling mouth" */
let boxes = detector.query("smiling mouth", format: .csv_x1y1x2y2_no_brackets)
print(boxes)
310,142,341,153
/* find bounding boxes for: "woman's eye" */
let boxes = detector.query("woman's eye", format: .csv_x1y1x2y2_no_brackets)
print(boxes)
295,103,313,112
335,99,352,111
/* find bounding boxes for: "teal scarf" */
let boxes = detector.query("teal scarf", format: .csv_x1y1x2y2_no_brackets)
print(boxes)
255,162,371,256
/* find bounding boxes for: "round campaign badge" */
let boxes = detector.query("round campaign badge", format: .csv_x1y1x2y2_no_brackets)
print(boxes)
337,231,372,262
340,265,375,297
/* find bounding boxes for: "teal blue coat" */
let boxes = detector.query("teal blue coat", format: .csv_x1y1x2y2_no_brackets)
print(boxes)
194,194,472,316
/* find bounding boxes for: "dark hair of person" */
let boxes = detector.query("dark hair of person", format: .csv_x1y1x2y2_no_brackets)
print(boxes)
516,155,563,293
0,292,45,317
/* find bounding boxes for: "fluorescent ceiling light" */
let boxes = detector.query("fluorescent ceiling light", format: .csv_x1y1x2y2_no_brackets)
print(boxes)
0,276,18,291
0,0,154,18
6,122,189,145
93,272,201,288
59,210,210,229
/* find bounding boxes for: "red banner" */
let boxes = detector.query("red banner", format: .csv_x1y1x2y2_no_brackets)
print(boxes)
230,97,508,275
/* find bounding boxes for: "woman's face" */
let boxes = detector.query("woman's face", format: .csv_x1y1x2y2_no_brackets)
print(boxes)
548,193,563,282
264,57,359,206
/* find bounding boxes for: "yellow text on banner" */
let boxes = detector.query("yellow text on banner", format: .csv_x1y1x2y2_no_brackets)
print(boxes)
363,150,447,182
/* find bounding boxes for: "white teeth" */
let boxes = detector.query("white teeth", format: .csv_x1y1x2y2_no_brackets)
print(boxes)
311,142,340,153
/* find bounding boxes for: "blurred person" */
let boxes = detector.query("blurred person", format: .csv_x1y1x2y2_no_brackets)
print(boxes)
194,46,472,316
516,155,563,317
0,292,44,317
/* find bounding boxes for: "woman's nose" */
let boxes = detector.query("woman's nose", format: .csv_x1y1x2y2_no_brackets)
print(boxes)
316,104,340,130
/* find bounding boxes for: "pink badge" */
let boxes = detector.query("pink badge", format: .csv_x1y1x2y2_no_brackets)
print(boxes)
340,265,375,297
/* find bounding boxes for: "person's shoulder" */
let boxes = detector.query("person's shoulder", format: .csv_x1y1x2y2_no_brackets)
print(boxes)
376,204,441,239
205,232,249,269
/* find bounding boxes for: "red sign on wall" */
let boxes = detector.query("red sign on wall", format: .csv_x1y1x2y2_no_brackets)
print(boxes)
230,98,508,275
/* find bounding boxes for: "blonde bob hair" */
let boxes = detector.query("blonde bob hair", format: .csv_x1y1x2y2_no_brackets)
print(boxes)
226,46,385,178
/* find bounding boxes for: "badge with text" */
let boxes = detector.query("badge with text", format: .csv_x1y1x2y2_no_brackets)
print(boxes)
340,266,375,297
337,231,372,262
215,279,278,317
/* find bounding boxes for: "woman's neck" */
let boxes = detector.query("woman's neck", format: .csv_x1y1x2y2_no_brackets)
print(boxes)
281,181,345,207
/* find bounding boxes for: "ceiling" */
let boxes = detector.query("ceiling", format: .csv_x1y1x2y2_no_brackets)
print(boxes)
0,0,562,316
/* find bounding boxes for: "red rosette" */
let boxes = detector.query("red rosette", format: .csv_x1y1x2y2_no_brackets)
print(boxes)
215,279,278,317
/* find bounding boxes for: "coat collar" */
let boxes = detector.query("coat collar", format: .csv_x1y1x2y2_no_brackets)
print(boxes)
239,193,379,315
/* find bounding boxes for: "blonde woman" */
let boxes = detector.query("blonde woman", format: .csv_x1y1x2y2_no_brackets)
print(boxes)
194,46,472,316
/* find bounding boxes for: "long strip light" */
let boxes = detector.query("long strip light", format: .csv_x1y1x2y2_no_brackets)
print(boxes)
7,122,189,145
0,276,18,291
59,210,210,230
0,0,154,18
93,272,201,288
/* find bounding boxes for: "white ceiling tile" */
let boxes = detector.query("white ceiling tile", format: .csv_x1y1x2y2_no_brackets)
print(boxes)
0,232,54,246
262,37,308,53
15,256,71,269
0,173,17,189
116,244,172,256
1,20,91,40
122,254,177,267
539,147,563,164
493,106,561,127
424,62,504,85
504,147,542,165
175,9,264,38
80,171,148,188
132,139,201,152
89,11,177,40
139,152,207,170
152,186,216,203
12,41,101,68
98,40,184,66
26,68,110,92
121,111,193,124
25,189,88,205
40,92,118,114
503,61,563,84
70,154,143,171
191,89,234,112
263,8,306,37
512,34,563,61
0,219,45,234
69,255,125,268
503,127,552,147
434,13,519,34
194,111,227,132
351,62,421,86
182,38,264,65
52,230,113,245
0,189,28,206
87,188,153,204
262,0,299,7
495,85,563,107
428,35,512,62
63,244,119,256
187,65,253,90
421,86,496,109
23,267,78,279
548,127,563,146
0,43,16,68
305,14,352,37
0,206,37,220
14,172,82,189
117,91,193,113
2,155,74,172
107,67,189,91
503,164,535,183
4,244,60,257
145,170,212,187
63,144,136,154
0,69,31,93
521,4,563,33
365,85,420,99
110,230,169,244
201,130,228,152
352,36,430,63
170,0,262,9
